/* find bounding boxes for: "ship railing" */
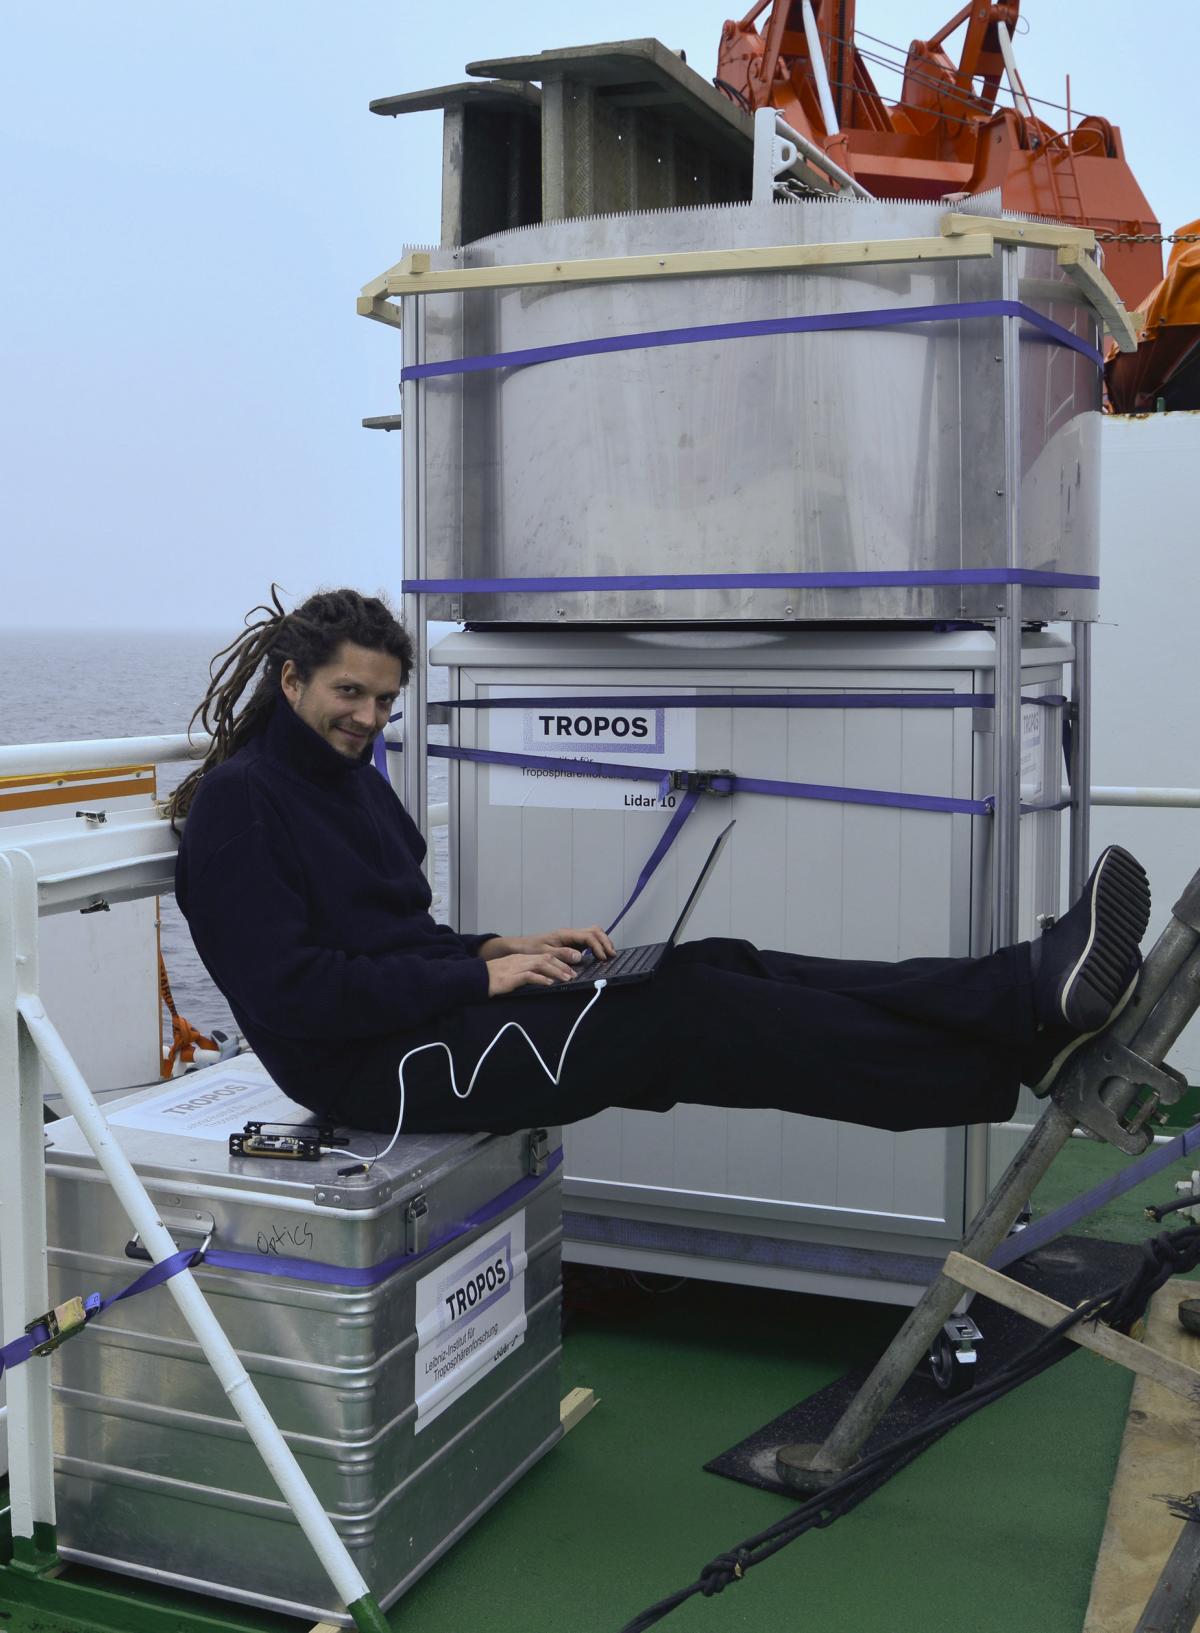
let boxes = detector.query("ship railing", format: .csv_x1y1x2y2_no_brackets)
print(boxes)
1091,787,1200,808
0,775,397,1630
0,733,449,831
5,727,1190,852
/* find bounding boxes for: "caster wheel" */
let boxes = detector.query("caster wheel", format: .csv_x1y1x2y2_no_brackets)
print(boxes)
929,1328,976,1395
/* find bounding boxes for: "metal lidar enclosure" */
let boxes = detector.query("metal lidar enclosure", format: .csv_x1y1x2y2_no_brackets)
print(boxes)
41,1068,564,1626
437,625,1068,1303
414,197,1101,627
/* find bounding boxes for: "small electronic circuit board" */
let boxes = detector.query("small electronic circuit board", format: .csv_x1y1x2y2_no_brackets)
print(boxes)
228,1121,335,1161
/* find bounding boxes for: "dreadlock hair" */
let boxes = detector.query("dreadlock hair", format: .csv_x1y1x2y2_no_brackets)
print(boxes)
164,586,413,828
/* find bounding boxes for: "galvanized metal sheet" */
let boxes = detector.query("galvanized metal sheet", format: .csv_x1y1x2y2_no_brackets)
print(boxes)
415,199,1102,624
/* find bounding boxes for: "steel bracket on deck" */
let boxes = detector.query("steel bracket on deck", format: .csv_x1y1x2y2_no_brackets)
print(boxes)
776,858,1200,1499
1053,1043,1189,1155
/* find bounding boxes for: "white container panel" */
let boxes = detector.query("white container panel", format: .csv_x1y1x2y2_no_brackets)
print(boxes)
439,627,1067,1299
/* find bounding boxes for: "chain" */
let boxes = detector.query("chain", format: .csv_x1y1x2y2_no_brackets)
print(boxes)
1096,232,1200,244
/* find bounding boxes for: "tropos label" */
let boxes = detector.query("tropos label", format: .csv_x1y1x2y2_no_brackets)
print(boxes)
106,1059,312,1144
413,1211,528,1432
1020,702,1044,801
486,690,696,811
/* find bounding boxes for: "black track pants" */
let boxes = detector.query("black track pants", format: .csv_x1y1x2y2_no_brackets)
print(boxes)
320,938,1035,1138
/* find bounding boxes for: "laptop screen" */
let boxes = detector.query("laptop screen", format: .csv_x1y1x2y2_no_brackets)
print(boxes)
666,819,736,947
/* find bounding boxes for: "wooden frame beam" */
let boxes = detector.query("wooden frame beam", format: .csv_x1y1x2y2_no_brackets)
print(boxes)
358,213,1132,352
943,1251,1200,1407
941,211,1096,253
941,211,1137,352
560,1386,598,1435
372,234,995,303
1056,243,1139,352
355,295,404,331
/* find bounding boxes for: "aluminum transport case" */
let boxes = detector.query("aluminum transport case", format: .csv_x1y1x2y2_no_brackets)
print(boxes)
41,1062,564,1625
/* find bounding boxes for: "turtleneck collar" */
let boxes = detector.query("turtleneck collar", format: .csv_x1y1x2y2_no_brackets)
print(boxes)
262,692,373,788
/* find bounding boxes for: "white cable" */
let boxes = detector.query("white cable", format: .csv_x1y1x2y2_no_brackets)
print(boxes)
328,979,608,1171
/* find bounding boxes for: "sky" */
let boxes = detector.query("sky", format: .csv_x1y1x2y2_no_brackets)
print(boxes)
0,0,1192,631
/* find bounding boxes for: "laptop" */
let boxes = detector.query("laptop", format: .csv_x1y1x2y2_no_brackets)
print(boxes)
516,819,735,996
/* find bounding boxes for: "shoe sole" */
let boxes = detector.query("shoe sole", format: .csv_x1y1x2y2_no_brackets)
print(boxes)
1032,965,1140,1096
1057,847,1150,1033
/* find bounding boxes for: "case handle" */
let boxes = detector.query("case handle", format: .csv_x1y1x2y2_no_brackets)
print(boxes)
125,1213,215,1264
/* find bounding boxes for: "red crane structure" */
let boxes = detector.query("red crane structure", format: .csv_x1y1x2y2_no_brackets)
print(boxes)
715,0,1161,308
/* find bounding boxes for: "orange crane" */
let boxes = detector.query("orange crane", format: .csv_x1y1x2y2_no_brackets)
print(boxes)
715,0,1161,308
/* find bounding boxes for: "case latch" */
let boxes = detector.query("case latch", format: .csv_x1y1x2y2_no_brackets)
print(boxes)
528,1128,550,1177
26,1296,89,1356
405,1193,429,1254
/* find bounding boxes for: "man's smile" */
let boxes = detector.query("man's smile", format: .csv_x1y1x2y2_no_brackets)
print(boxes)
281,642,403,760
333,722,374,755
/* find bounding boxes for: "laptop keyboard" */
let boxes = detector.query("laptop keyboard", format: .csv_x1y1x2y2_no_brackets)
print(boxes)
576,943,661,981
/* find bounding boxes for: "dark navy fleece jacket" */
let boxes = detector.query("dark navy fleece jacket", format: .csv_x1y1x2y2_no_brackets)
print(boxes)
175,696,493,1099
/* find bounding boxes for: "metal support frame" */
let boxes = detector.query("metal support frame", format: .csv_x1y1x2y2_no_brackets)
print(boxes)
1069,619,1093,902
750,107,781,204
0,851,56,1566
364,216,1126,1296
992,243,1024,951
1134,1493,1200,1632
0,836,389,1631
750,106,869,202
400,292,430,847
776,861,1200,1488
800,0,840,138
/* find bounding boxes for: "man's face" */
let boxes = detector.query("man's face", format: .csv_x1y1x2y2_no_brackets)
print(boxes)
281,641,404,761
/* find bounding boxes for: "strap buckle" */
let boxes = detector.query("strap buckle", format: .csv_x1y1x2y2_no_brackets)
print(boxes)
528,1128,550,1177
668,769,734,796
26,1296,89,1357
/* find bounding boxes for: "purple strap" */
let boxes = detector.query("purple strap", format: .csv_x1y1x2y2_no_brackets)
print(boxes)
606,792,702,935
400,738,1065,820
722,769,989,816
425,741,674,796
391,694,1069,732
201,1145,564,1286
431,692,1068,713
423,742,992,817
0,1248,199,1380
990,1125,1200,1271
414,739,1064,923
403,568,1098,594
401,299,1103,381
0,1158,565,1333
0,1296,102,1378
404,688,1071,931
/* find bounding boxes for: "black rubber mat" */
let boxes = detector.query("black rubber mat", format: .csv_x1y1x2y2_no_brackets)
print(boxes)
705,1234,1146,1496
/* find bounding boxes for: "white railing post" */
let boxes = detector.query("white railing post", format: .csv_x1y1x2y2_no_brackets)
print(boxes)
0,734,210,778
0,833,390,1629
0,848,58,1563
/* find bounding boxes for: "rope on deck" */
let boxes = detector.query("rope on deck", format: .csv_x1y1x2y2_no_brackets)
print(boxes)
619,1220,1200,1631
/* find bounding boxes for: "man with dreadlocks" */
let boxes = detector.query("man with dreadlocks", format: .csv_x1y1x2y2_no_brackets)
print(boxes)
173,587,1152,1140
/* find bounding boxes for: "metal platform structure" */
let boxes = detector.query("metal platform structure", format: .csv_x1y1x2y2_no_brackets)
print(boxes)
360,41,1138,1298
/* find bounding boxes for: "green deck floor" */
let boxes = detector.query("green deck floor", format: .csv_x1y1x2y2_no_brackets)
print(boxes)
3,1129,1198,1633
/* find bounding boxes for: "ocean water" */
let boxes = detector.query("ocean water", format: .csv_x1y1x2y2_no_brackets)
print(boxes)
0,627,448,1043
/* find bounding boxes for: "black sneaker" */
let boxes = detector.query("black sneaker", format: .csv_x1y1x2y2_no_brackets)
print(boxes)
1024,950,1141,1096
1024,845,1150,1094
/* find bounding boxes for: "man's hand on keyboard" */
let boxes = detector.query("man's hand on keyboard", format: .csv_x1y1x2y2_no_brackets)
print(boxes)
478,926,615,963
486,951,583,995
